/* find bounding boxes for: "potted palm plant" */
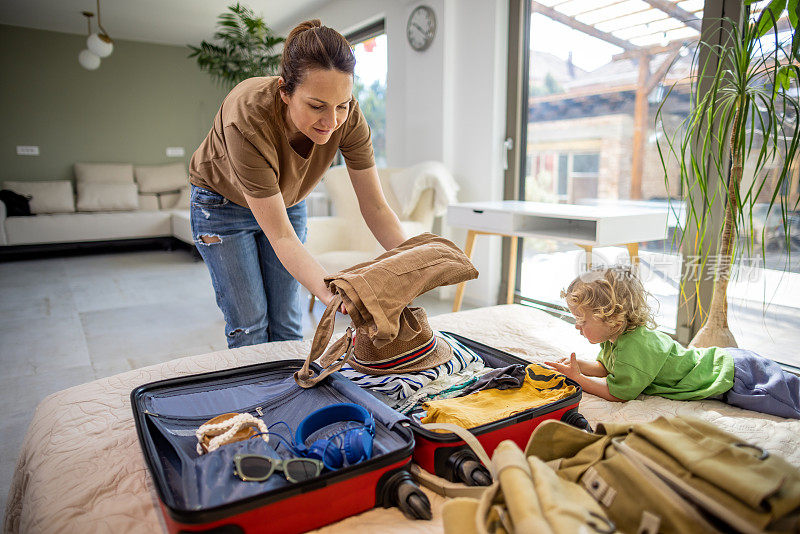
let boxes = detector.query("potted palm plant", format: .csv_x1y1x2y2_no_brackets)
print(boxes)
657,2,800,347
188,3,284,90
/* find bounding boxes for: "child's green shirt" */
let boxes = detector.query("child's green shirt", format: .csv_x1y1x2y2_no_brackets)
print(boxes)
597,326,734,401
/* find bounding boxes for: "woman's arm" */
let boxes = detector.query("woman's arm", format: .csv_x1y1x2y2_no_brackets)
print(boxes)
244,192,338,306
347,165,407,251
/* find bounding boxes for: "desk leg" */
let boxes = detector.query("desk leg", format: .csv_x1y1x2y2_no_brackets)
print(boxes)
627,243,639,266
578,245,593,270
452,230,477,312
507,236,518,305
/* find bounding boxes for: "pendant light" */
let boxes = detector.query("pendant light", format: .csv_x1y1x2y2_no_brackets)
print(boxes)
78,12,101,70
86,0,113,58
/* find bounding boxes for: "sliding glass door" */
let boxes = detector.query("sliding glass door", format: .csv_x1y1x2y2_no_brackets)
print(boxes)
518,0,701,331
511,1,800,367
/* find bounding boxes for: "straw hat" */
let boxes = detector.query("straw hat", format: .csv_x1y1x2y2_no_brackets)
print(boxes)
349,307,453,375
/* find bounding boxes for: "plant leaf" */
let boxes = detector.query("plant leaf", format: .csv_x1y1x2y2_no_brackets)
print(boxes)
756,0,787,39
186,3,284,89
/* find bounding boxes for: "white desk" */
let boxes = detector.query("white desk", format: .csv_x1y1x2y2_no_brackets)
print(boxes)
447,201,669,311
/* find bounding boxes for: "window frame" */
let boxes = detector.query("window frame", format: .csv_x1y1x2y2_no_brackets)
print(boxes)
335,19,387,168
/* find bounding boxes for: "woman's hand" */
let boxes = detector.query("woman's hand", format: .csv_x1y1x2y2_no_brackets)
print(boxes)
321,291,348,314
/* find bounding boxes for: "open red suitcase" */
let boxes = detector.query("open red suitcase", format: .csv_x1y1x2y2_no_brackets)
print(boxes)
131,359,429,534
381,331,587,485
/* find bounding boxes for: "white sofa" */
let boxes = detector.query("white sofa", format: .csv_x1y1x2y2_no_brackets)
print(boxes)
2,163,455,268
0,163,193,253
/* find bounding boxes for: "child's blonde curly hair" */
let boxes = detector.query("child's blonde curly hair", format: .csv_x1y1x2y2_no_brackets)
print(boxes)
561,265,656,337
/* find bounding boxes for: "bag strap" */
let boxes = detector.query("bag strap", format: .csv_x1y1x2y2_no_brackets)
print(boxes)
294,294,358,388
410,464,492,499
421,422,495,479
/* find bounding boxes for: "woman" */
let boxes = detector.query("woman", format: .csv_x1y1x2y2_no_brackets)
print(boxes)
189,20,406,347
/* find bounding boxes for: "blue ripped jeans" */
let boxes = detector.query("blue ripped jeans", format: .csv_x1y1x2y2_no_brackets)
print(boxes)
190,185,307,347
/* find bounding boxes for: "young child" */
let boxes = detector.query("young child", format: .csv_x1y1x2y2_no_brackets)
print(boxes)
545,265,800,419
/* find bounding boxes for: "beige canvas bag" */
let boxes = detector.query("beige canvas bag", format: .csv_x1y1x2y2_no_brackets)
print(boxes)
426,423,616,534
526,416,800,534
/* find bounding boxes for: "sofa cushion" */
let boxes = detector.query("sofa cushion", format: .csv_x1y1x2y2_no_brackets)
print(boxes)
134,163,188,193
74,163,134,184
137,194,160,211
4,211,172,245
172,187,190,209
77,182,139,212
159,191,181,209
3,180,75,214
170,210,192,244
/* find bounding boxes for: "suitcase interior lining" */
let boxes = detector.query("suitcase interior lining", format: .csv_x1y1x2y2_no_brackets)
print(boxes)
137,362,412,511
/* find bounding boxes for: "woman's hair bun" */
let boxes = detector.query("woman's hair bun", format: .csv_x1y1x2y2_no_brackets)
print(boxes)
280,19,355,95
285,19,322,47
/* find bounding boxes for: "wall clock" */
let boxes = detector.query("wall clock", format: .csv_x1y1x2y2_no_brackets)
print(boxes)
407,5,436,52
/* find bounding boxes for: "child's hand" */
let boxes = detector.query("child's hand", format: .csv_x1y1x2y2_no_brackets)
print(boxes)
544,353,580,380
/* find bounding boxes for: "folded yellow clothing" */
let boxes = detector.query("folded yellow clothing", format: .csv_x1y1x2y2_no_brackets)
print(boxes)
421,363,577,430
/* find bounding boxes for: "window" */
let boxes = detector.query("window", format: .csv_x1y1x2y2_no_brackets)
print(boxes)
526,151,599,202
347,21,387,167
516,0,697,331
509,1,800,368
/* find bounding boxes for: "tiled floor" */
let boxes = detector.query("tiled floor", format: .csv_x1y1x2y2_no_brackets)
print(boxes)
0,249,474,516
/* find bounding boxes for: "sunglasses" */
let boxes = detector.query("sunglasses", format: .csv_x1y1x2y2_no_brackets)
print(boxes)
233,454,324,483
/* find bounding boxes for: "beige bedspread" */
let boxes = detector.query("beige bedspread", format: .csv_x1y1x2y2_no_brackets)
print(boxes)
5,305,800,533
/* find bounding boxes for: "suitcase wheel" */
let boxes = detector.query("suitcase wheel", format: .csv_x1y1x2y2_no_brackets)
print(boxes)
376,469,432,520
561,409,592,432
445,449,492,486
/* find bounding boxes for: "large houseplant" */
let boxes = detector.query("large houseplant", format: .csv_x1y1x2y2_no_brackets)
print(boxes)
657,2,800,347
188,3,284,90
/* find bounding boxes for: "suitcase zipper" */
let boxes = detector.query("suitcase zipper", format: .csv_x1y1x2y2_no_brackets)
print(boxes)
143,381,304,420
142,395,289,422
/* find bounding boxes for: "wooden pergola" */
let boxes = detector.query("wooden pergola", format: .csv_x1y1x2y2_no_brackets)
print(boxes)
529,0,785,199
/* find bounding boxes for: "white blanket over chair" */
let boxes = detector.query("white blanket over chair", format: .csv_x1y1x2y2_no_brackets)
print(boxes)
389,161,459,218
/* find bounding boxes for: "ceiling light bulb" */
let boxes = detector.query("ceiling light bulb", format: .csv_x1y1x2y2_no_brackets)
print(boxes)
87,32,113,57
78,49,101,70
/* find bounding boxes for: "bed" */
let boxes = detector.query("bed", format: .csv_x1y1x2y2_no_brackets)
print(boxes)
5,304,800,533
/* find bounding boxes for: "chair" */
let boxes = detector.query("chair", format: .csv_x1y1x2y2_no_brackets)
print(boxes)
305,165,436,310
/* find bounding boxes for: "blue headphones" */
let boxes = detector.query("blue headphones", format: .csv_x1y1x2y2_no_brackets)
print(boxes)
294,403,375,470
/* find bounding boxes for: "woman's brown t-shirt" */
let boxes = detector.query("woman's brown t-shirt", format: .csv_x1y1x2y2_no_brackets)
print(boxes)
189,76,375,208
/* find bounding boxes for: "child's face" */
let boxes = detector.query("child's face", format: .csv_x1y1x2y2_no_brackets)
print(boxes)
568,303,617,344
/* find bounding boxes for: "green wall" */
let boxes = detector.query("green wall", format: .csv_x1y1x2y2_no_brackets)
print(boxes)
0,25,228,182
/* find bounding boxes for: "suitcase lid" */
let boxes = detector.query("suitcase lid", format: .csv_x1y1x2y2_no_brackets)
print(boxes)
131,359,414,523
